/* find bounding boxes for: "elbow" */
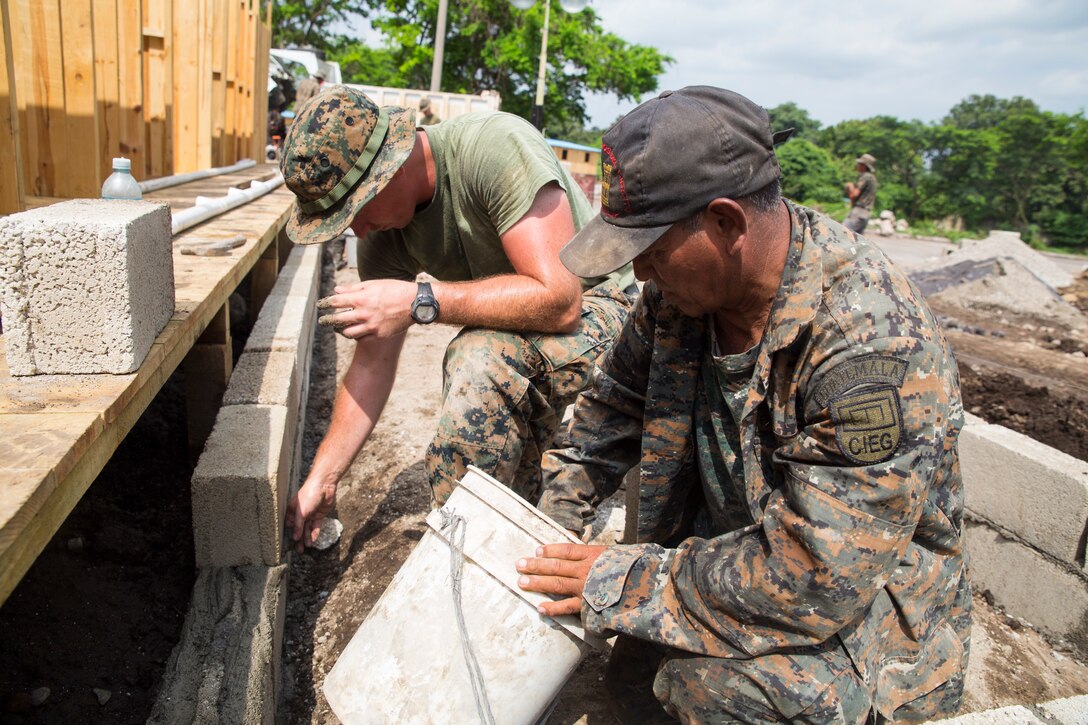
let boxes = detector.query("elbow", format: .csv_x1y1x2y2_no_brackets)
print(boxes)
550,295,582,333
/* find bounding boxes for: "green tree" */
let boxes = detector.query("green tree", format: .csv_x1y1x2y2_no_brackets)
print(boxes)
775,138,841,205
766,102,822,140
943,94,1040,131
272,0,370,50
332,0,671,130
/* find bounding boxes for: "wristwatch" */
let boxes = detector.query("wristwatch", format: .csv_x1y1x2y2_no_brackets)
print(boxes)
410,281,440,324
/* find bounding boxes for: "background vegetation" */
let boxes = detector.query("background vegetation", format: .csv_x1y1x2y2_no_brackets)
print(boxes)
272,2,1087,253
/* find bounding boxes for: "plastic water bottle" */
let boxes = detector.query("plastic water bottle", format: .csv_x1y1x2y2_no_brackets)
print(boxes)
100,157,143,200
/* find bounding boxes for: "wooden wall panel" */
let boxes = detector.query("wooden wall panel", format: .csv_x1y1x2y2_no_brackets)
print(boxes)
210,0,227,166
143,0,173,179
17,0,66,198
0,1,25,215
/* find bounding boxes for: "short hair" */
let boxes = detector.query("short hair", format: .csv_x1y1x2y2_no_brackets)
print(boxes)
681,178,783,230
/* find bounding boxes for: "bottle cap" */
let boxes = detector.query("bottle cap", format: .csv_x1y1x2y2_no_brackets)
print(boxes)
112,157,132,171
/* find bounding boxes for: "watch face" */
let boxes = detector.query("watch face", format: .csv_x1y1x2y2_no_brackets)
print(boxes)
414,303,438,324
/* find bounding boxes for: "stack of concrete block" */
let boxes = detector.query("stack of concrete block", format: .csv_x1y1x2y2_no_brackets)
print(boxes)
155,243,321,720
960,413,1088,653
191,243,321,567
0,199,174,375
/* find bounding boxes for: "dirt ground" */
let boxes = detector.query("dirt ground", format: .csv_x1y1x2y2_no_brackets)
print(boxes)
2,249,1087,723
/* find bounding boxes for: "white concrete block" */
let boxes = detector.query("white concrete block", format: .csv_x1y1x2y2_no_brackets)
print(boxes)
1039,695,1088,724
0,199,173,375
927,705,1045,724
966,521,1088,651
223,350,300,409
192,405,293,567
961,415,1088,567
246,245,320,358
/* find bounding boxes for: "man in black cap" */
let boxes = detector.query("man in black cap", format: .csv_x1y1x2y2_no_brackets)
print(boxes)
516,86,969,722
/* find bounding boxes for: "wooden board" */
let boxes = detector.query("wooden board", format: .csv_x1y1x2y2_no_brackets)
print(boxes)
93,0,121,187
0,0,25,215
0,167,294,605
116,0,145,178
16,0,66,197
59,0,98,198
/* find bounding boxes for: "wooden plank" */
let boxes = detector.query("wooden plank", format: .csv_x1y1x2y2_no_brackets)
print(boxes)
143,0,172,178
222,0,239,162
171,0,198,173
116,0,144,178
17,0,66,198
93,0,121,186
252,12,269,160
183,302,232,460
0,173,293,606
210,0,227,166
0,0,26,214
58,0,97,198
196,0,213,170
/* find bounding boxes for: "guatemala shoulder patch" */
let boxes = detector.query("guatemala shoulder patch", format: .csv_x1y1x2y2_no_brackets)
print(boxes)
814,355,909,465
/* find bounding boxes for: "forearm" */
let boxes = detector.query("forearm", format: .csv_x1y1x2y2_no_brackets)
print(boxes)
431,273,582,333
305,334,405,488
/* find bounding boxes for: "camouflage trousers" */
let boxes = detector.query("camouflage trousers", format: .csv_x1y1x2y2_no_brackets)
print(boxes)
605,634,965,724
426,283,634,507
843,206,871,234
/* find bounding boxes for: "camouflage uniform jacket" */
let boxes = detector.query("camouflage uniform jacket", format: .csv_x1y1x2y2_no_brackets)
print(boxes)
539,201,970,719
853,171,878,211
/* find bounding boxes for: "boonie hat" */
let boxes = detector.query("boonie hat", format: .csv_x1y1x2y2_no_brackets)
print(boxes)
419,97,431,111
281,86,415,244
856,153,876,171
560,86,792,278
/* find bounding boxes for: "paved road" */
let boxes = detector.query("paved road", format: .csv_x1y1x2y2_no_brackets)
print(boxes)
873,234,1087,277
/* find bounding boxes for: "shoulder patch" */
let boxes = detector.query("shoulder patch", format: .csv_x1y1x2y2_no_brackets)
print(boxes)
830,385,903,465
812,354,908,409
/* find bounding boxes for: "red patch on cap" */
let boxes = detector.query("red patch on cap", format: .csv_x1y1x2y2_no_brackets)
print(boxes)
600,144,632,219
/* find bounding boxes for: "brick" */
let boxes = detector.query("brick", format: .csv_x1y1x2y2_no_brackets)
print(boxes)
0,199,173,375
192,405,293,567
965,521,1088,652
961,415,1088,567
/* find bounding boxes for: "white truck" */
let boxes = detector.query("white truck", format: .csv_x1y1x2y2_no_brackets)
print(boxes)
271,48,343,84
342,84,501,121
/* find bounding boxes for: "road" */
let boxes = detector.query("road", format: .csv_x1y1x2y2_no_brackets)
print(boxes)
873,233,1088,276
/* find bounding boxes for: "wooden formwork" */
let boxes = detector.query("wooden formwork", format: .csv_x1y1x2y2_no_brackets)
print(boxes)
0,0,272,215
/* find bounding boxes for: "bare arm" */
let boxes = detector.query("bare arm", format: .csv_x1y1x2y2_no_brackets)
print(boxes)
318,182,585,338
285,332,406,551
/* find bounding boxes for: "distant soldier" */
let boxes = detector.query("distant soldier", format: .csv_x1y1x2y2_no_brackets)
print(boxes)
294,72,325,109
843,152,878,234
418,97,441,126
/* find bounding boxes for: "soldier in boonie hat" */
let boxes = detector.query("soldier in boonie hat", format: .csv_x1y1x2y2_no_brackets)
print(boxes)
844,152,878,233
281,87,639,563
281,86,416,245
518,86,969,724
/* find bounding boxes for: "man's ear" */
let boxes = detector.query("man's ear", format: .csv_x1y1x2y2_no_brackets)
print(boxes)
705,198,748,254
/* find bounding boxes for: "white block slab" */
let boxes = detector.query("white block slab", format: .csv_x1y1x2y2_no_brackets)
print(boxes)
0,199,174,375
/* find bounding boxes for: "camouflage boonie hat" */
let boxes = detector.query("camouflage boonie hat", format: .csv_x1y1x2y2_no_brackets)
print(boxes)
281,86,416,244
856,153,876,171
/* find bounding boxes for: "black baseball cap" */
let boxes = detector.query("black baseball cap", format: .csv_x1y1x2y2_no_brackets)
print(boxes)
560,86,793,277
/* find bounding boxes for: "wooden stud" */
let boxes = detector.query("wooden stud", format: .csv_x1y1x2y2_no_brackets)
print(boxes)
17,0,66,197
248,224,278,323
210,0,227,166
143,0,172,178
183,300,233,461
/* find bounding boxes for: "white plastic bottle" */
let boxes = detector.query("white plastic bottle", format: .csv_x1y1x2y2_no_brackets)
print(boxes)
100,157,143,200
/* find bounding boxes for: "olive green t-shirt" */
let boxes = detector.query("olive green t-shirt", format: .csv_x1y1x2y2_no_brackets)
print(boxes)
853,171,877,211
356,111,634,291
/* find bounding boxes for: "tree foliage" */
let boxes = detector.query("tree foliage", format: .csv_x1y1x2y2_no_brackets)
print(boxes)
272,0,370,50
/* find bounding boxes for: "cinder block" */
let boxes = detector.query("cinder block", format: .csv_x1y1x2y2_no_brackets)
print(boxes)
246,245,320,359
0,199,173,375
927,705,1045,724
223,350,301,409
192,405,294,567
961,415,1088,567
1039,695,1088,724
148,564,287,724
966,521,1088,652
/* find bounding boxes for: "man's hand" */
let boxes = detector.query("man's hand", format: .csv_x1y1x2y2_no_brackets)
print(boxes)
516,543,608,617
317,279,417,339
285,479,337,553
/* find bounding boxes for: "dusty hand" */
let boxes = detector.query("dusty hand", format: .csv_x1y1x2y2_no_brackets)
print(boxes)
285,479,337,553
317,279,416,339
516,543,608,617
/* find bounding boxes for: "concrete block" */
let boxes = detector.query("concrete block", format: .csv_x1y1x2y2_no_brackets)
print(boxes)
192,405,294,567
246,245,320,358
961,415,1088,567
1039,695,1088,724
927,705,1045,724
148,564,287,724
966,521,1088,652
0,199,173,375
223,350,301,409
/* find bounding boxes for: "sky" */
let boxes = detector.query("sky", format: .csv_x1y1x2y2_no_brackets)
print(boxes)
580,0,1088,129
